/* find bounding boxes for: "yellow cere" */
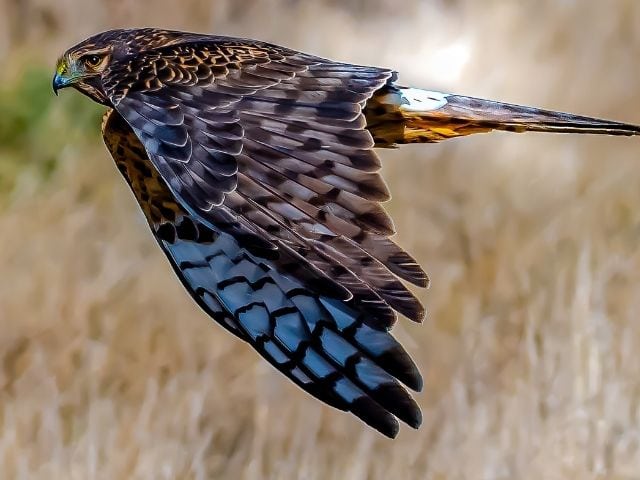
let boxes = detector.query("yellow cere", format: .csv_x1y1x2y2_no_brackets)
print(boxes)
56,58,68,76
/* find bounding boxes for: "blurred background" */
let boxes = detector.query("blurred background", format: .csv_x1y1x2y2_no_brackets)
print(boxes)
1,1,640,478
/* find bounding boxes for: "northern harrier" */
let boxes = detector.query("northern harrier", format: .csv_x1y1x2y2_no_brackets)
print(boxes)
53,28,639,438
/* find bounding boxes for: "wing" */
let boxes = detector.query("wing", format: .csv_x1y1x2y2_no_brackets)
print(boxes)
102,109,423,437
107,38,428,331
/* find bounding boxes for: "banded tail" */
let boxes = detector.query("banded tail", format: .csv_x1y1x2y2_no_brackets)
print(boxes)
365,86,640,146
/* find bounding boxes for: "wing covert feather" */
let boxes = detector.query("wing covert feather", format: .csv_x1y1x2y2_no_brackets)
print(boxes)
107,39,428,329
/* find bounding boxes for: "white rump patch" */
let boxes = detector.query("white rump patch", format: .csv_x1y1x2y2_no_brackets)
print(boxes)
399,88,449,112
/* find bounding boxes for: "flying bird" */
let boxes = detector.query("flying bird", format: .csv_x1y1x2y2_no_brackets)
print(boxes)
53,28,640,438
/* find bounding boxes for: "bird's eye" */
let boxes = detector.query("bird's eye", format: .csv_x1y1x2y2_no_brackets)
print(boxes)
83,54,102,68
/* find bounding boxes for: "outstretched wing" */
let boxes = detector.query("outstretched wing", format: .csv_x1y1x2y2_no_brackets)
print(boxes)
102,109,423,437
106,38,429,330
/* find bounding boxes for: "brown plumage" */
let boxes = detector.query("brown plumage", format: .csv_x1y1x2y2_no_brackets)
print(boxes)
53,28,640,438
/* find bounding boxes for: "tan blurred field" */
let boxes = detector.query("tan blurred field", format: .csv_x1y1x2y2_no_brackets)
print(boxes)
1,1,640,479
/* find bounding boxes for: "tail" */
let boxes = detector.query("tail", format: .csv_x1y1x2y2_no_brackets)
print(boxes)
365,85,640,146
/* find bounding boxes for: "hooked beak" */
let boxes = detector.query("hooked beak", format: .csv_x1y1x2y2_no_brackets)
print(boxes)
52,72,68,96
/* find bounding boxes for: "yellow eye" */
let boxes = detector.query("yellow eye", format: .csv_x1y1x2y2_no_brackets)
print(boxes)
83,54,102,68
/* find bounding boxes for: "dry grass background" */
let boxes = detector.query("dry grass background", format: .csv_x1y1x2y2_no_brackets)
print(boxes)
0,1,640,478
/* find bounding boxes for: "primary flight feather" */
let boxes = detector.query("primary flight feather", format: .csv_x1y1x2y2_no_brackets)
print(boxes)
53,28,640,438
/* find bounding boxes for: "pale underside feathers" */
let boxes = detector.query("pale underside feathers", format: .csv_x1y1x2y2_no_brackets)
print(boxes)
56,28,640,438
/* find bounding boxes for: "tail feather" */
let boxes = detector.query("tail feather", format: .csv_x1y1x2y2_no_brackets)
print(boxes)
365,85,640,146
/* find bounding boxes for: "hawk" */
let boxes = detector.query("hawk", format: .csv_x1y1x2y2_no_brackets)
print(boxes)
53,28,639,438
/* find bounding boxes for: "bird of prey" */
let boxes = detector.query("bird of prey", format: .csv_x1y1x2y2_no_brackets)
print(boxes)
53,28,640,438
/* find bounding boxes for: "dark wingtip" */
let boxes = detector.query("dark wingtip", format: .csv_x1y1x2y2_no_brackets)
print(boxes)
410,406,423,429
352,326,424,392
378,352,423,391
372,383,422,429
386,251,430,288
397,298,426,324
351,396,400,438
408,369,424,393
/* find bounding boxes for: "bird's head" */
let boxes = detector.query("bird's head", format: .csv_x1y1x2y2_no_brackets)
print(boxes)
52,35,117,105
53,28,191,106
